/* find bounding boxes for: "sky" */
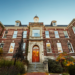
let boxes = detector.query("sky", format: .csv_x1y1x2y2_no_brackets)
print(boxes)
0,0,75,25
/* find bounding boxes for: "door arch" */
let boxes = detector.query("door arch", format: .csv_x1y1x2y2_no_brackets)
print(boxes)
32,45,40,62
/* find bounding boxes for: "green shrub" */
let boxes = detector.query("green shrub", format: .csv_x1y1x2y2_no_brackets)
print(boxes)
0,59,14,67
0,48,3,56
62,73,69,75
0,66,20,75
68,65,75,75
0,59,25,74
48,59,63,73
15,60,25,74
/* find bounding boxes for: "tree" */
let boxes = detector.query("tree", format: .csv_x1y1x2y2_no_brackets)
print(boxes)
13,29,24,65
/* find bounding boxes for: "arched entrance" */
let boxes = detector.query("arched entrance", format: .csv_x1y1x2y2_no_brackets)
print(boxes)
32,45,40,62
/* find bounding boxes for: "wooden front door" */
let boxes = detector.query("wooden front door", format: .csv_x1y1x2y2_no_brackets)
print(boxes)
32,46,39,62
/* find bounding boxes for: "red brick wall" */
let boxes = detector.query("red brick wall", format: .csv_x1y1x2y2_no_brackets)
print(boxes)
43,27,75,56
0,28,29,57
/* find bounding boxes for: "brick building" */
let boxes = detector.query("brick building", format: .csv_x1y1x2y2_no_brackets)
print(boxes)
0,16,75,63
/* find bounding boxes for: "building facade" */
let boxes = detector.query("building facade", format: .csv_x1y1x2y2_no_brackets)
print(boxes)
0,16,75,63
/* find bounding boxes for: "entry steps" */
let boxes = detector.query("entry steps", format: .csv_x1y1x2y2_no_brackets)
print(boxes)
27,63,45,72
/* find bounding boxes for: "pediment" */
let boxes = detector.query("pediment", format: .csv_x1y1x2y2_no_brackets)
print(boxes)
29,23,43,27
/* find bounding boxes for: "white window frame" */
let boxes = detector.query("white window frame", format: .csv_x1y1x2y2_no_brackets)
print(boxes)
57,43,63,53
2,31,8,38
53,23,56,26
45,31,50,38
0,43,4,49
72,27,75,34
46,43,52,53
54,31,59,38
16,23,19,26
12,31,18,38
63,31,69,38
67,42,74,53
23,31,27,38
8,43,15,53
32,30,40,37
22,43,26,53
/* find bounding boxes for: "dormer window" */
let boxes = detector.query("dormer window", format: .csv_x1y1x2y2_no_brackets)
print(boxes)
51,20,57,26
53,23,56,26
16,23,19,26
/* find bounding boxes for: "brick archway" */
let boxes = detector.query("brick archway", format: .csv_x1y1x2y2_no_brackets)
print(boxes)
32,45,40,62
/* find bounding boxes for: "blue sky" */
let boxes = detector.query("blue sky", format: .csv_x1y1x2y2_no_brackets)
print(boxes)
0,0,75,25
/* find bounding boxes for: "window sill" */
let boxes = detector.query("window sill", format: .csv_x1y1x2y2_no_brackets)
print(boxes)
58,52,63,53
47,52,52,53
2,37,7,39
32,36,41,38
45,37,50,38
8,52,13,53
69,52,74,53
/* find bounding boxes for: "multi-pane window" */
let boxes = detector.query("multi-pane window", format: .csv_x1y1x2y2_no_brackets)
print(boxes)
16,23,19,26
67,42,74,53
0,43,4,49
32,30,40,37
53,23,56,26
63,31,69,38
8,43,15,53
57,43,63,53
45,31,50,38
23,31,27,38
54,31,59,38
72,27,75,34
2,31,8,38
22,43,26,53
46,43,52,52
12,31,18,38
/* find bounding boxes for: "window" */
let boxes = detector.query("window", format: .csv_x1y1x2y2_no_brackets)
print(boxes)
72,27,75,34
22,43,26,53
16,23,19,26
32,30,40,37
2,31,8,38
12,31,18,38
46,43,52,52
57,43,63,53
53,23,56,26
45,31,49,38
63,31,69,38
23,31,27,38
67,42,74,53
54,31,59,38
8,43,15,53
0,43,4,49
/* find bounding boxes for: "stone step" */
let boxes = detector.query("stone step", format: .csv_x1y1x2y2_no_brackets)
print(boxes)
27,63,44,72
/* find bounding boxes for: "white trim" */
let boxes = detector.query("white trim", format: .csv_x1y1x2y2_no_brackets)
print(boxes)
57,43,63,53
45,31,50,38
46,43,52,53
70,43,74,53
12,31,18,38
72,26,75,34
8,43,15,53
2,31,7,38
63,31,69,38
54,31,59,38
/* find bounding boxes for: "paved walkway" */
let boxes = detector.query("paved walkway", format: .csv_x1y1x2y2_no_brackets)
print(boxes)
26,72,46,75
